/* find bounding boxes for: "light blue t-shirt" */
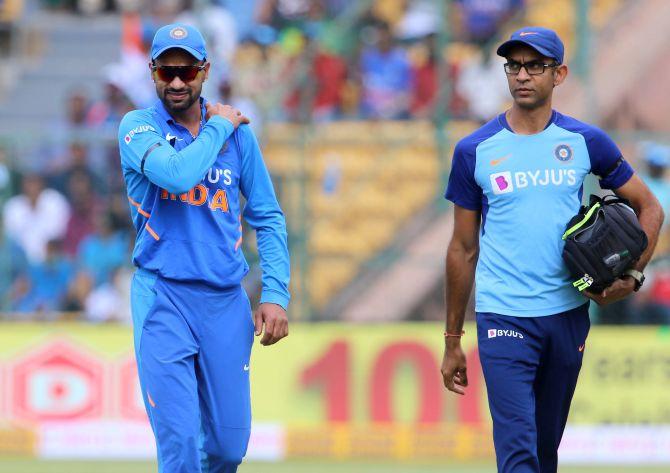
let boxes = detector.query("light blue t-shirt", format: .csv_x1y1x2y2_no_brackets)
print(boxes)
445,111,634,317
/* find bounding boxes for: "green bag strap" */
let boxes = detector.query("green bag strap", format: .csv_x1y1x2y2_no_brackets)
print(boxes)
573,274,594,292
562,202,601,240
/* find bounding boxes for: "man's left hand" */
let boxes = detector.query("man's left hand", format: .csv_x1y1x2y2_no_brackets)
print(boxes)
254,303,289,346
584,277,636,306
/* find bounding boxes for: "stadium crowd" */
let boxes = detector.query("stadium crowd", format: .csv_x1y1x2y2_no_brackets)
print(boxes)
2,0,670,323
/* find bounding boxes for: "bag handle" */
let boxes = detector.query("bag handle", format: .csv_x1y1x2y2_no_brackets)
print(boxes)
595,193,632,208
562,202,601,240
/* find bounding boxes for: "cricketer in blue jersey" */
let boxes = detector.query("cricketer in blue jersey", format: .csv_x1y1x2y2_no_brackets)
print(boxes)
441,27,663,473
118,24,290,473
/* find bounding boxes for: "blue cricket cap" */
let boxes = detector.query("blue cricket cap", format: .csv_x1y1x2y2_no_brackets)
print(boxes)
496,26,564,64
151,23,207,61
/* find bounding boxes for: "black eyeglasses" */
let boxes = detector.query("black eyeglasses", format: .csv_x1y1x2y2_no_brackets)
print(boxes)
504,60,558,76
151,64,206,82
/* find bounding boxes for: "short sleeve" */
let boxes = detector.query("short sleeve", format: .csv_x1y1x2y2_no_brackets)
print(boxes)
445,140,482,210
586,127,634,190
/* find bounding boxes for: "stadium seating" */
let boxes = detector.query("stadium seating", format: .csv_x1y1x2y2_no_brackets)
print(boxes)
264,120,476,310
523,0,623,55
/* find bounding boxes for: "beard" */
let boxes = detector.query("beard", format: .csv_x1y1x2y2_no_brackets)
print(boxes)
514,93,549,111
160,86,200,113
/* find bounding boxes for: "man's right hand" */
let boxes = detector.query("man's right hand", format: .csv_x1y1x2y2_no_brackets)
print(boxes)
441,339,468,395
205,103,250,128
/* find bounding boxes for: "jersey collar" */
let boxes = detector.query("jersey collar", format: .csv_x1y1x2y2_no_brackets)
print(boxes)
499,109,558,133
154,96,208,129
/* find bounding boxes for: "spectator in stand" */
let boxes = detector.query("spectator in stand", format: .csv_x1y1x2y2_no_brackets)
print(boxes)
452,0,525,45
85,73,136,191
0,226,28,313
410,34,438,119
62,170,104,257
456,46,510,123
231,37,295,123
140,0,187,36
311,39,348,121
367,0,406,28
47,88,99,172
64,88,93,132
3,173,70,263
639,142,670,255
77,213,128,287
87,80,135,131
285,34,348,122
12,239,74,315
641,143,670,218
49,141,104,195
359,22,411,119
83,266,133,323
257,0,312,30
224,0,349,44
395,0,440,40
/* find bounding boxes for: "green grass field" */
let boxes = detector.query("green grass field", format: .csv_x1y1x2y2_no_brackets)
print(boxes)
0,459,667,473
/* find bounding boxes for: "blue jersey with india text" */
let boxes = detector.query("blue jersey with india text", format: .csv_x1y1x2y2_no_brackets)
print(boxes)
118,98,290,309
445,111,634,317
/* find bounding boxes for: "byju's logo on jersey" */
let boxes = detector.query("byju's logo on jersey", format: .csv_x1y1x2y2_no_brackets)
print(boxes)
490,169,578,194
554,144,573,162
124,125,156,144
488,329,524,339
490,171,513,194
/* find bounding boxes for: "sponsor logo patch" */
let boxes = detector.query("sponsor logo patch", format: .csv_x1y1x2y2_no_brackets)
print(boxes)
488,329,524,339
489,169,578,194
490,171,513,194
124,125,156,144
490,154,512,167
165,132,183,143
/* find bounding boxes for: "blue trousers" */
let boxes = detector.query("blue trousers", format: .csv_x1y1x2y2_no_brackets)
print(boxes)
477,303,590,473
131,269,254,473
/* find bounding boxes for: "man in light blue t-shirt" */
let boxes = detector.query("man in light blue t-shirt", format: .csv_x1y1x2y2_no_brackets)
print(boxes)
441,27,663,473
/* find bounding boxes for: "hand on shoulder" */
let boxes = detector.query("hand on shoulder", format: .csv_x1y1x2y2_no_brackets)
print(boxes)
205,102,250,128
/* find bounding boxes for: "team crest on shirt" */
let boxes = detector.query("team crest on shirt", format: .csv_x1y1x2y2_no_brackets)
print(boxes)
554,144,573,163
